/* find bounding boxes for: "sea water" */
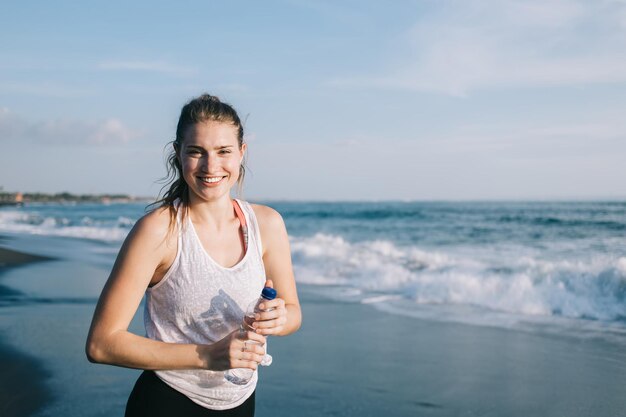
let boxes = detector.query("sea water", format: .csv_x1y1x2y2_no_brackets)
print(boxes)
1,200,625,336
2,200,626,417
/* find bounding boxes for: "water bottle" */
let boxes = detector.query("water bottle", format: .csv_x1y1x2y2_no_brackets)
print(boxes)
224,287,277,385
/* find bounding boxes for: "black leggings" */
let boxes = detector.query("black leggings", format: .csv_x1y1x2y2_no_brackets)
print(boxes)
125,371,255,417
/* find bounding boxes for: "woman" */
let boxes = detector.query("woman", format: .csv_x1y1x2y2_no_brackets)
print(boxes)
86,94,301,416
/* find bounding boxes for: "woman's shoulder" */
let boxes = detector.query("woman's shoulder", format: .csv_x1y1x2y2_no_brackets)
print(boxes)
138,205,173,227
249,203,288,252
130,205,178,245
249,203,284,229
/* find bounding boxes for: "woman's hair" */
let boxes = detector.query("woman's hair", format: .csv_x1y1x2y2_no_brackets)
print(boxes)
149,94,246,226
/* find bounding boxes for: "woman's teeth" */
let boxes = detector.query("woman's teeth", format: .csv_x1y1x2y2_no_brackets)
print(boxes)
201,177,223,183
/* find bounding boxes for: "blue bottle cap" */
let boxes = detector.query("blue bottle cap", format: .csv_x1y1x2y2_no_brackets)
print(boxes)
261,287,277,300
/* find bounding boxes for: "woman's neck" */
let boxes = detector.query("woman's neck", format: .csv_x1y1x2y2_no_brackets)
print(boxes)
187,195,236,230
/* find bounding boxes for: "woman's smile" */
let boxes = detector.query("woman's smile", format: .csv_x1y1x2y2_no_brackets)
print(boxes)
198,176,226,185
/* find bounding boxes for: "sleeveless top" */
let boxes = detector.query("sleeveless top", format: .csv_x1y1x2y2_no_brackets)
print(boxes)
144,199,266,410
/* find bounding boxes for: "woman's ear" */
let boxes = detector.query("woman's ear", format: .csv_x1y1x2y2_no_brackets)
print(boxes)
240,143,247,163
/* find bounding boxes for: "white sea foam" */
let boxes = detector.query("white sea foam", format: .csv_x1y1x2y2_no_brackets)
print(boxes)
0,210,130,242
2,203,625,328
291,233,626,323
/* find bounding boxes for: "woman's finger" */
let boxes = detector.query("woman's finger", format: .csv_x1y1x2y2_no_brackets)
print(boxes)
254,310,287,326
255,321,286,335
232,358,259,370
228,341,265,369
257,298,284,312
255,304,286,321
255,309,279,321
253,317,281,329
238,341,265,359
237,344,265,364
241,340,266,355
242,330,266,344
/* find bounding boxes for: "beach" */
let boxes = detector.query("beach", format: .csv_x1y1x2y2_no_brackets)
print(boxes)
4,0,626,414
0,233,141,417
0,243,53,417
1,201,626,416
262,292,626,417
1,232,626,416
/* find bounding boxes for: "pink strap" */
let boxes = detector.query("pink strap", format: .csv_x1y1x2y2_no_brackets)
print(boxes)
232,199,247,227
232,200,248,251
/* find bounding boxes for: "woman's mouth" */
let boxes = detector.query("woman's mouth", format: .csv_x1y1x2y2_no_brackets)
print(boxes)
199,176,225,185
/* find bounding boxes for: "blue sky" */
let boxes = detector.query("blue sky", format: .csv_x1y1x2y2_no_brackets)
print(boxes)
1,0,625,200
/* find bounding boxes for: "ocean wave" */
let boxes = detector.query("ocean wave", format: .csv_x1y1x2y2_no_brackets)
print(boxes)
0,210,132,242
291,233,626,323
279,204,425,220
497,215,626,231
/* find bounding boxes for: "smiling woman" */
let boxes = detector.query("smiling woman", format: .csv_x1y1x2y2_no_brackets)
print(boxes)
85,94,301,417
157,95,248,224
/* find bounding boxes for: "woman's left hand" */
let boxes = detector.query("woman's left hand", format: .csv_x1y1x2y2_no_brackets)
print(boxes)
253,280,288,336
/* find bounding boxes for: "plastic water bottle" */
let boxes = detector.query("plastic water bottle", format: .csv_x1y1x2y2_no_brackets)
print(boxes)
224,287,277,385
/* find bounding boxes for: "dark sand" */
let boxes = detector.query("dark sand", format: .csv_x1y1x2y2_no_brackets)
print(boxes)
0,339,53,417
0,243,54,417
1,233,626,416
0,244,53,268
258,290,626,417
0,245,53,302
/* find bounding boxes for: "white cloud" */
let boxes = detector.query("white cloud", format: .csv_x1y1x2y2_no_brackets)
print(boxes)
0,108,141,145
88,119,137,144
332,0,626,95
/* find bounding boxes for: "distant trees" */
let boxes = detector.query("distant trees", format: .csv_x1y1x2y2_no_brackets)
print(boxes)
0,191,137,204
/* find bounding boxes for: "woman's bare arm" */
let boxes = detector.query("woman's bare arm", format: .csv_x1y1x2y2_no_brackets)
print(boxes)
253,204,302,336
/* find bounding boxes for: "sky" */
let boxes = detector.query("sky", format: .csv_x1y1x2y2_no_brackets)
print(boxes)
1,0,626,201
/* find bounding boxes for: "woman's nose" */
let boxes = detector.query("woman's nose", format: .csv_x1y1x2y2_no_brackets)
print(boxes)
202,152,218,171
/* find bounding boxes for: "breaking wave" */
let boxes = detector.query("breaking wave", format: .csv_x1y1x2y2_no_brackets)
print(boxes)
291,233,626,323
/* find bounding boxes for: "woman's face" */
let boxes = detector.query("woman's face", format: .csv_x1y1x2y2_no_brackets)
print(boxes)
178,121,245,203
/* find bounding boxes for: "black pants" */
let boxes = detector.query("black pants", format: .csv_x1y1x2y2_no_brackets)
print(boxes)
125,371,255,417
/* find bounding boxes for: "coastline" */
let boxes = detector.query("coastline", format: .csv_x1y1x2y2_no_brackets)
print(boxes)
0,242,53,268
0,230,624,416
259,288,626,417
0,239,54,303
0,242,54,417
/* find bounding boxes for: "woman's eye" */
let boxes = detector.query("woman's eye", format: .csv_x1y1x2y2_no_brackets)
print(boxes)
219,149,232,155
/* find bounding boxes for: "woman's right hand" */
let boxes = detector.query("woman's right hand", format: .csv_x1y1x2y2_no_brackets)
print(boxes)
206,328,266,371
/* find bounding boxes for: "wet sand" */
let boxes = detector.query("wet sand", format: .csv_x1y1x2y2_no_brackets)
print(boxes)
0,243,53,267
1,233,626,416
258,290,626,417
0,242,54,417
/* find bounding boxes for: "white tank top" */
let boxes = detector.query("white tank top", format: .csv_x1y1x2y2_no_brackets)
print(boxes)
144,199,266,410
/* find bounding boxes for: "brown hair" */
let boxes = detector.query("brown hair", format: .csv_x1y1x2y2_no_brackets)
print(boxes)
149,94,246,226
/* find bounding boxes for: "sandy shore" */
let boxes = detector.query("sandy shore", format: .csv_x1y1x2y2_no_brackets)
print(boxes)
0,242,54,417
0,243,53,267
0,232,625,417
0,243,52,300
257,290,626,417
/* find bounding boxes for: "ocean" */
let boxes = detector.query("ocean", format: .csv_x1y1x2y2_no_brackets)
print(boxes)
1,200,625,337
2,200,626,417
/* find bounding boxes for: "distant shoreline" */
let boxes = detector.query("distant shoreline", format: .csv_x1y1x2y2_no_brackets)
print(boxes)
0,191,153,206
1,191,625,206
